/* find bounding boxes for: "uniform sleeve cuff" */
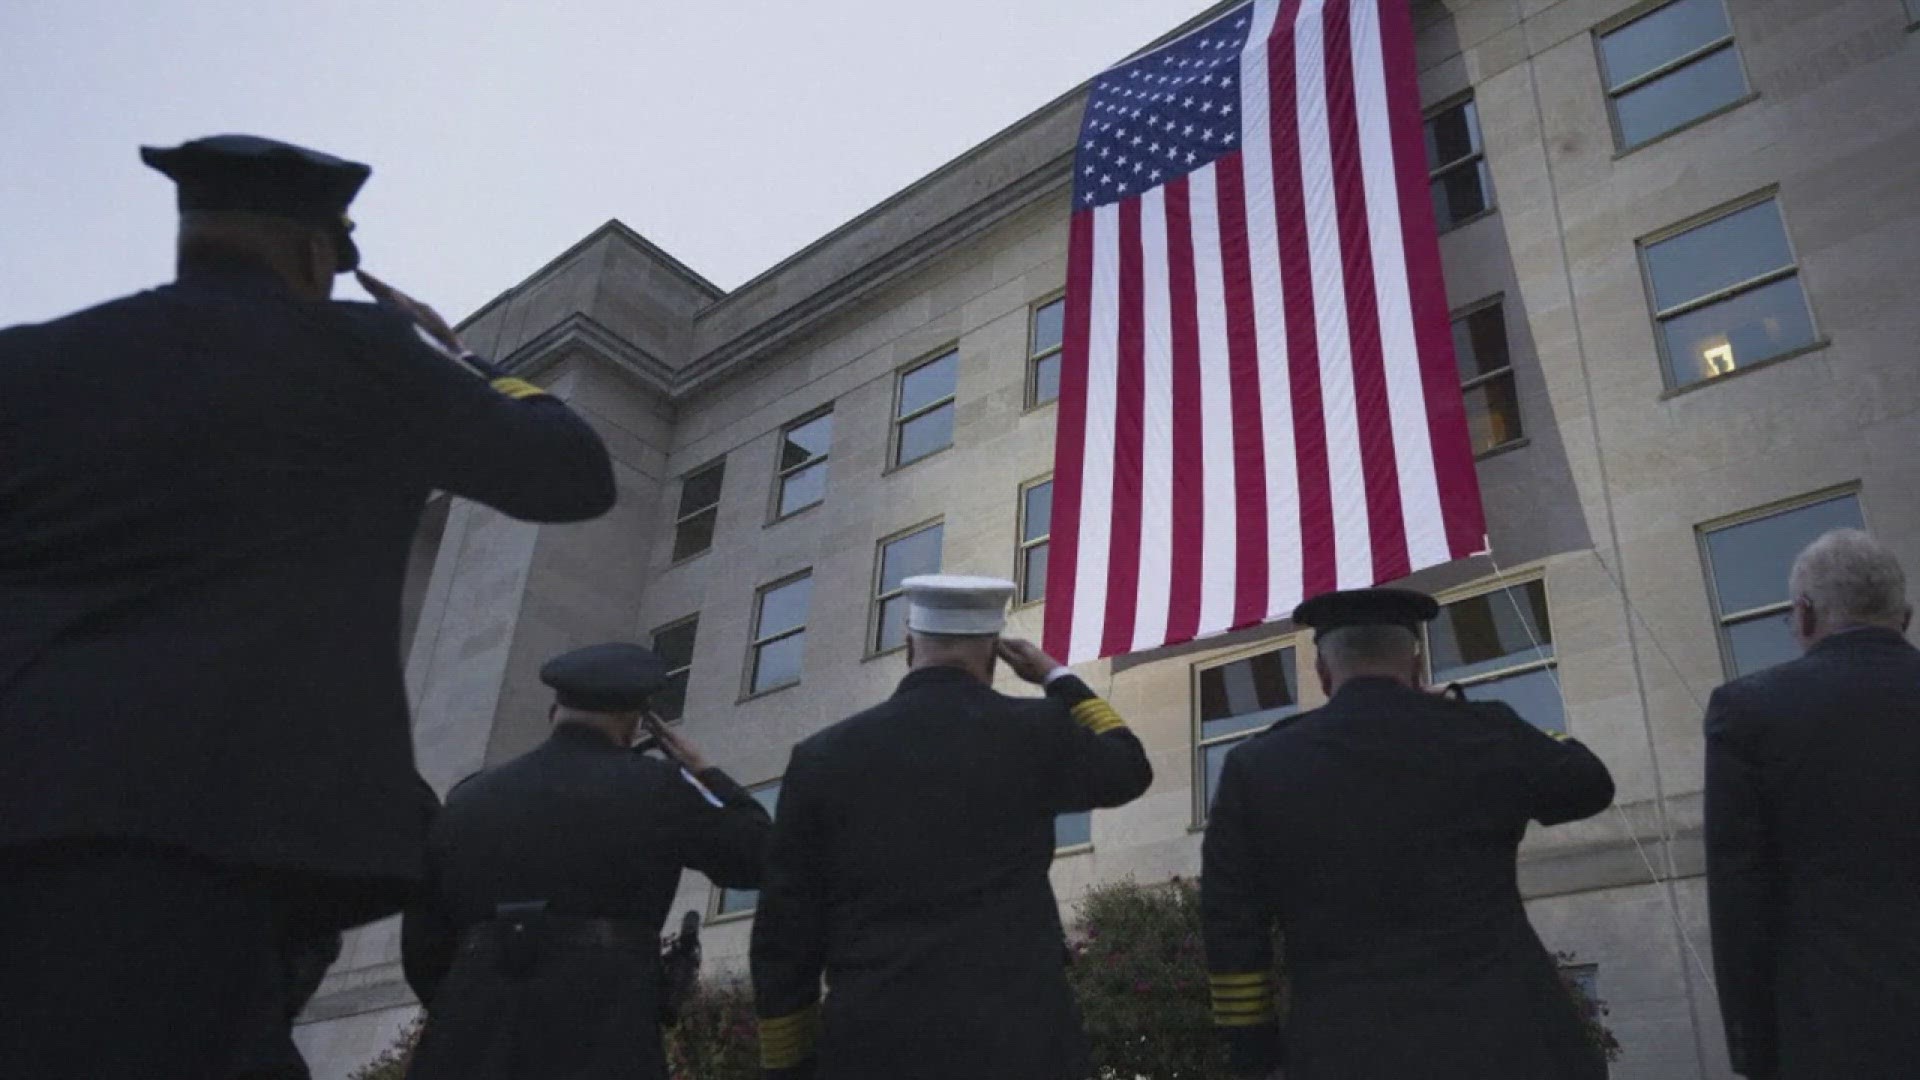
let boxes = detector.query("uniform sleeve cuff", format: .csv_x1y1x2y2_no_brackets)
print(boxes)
1043,666,1075,686
490,376,546,400
760,1003,820,1071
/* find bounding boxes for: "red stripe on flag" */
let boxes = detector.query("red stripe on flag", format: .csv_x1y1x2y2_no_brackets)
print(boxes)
1213,153,1270,631
1323,0,1410,584
1043,210,1097,660
1164,177,1205,647
1101,199,1148,658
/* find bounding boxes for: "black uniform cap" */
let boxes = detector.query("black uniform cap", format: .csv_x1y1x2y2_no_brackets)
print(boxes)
140,134,370,272
1292,587,1439,635
539,643,672,713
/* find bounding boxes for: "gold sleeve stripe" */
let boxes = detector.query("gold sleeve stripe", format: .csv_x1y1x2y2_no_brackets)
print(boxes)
1209,972,1272,988
759,1005,820,1070
1210,986,1274,1003
490,377,547,400
1215,1011,1275,1027
1070,698,1127,735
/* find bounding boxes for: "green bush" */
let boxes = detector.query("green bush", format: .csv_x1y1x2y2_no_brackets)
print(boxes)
347,1015,419,1080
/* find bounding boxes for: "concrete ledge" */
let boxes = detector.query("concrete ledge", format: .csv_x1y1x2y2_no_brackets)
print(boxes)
299,968,418,1025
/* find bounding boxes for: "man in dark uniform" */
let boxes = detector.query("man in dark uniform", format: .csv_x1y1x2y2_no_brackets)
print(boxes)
750,575,1154,1080
0,135,615,1080
1201,588,1614,1080
1706,529,1920,1079
402,643,772,1080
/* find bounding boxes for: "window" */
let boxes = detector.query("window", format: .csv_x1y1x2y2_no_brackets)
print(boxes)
1425,580,1563,733
894,350,958,468
1452,299,1522,455
1701,492,1865,676
1196,645,1300,818
714,780,782,916
1425,97,1491,230
872,522,945,654
1598,0,1749,150
1029,298,1065,407
1018,478,1053,605
774,410,833,519
673,461,725,562
1642,196,1815,389
1055,811,1092,851
748,573,812,696
650,616,699,722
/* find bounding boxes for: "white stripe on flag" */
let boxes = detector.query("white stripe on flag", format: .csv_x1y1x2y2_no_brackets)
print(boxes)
1133,187,1175,654
1350,0,1446,569
1295,0,1373,588
1069,203,1122,663
1188,163,1238,638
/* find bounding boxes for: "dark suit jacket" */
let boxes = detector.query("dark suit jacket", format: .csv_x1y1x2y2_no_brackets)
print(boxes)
0,263,613,904
1202,678,1614,1080
750,667,1153,1080
1705,625,1920,1079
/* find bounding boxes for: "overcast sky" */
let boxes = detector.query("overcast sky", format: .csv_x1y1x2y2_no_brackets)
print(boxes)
1,0,1213,329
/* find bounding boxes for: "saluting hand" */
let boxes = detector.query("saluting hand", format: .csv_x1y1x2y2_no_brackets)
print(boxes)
996,637,1060,685
642,712,712,774
355,270,464,354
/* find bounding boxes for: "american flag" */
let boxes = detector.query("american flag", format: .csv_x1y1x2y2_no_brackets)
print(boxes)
1043,0,1485,665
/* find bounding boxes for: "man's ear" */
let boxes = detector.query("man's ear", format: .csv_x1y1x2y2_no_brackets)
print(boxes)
1902,606,1913,634
1795,596,1820,642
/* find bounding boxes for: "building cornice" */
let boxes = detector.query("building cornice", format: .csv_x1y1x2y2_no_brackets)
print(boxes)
498,310,677,397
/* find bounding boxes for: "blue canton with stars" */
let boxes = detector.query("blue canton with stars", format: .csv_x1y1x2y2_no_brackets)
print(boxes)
1074,4,1254,210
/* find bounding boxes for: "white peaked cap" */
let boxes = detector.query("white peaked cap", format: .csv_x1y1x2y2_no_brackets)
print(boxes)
902,574,1017,637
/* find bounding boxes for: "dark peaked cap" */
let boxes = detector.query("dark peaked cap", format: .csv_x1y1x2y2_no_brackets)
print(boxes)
141,134,370,271
1292,587,1439,635
539,643,672,713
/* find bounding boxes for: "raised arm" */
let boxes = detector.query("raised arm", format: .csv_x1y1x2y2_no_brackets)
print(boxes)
998,638,1153,811
1493,701,1614,826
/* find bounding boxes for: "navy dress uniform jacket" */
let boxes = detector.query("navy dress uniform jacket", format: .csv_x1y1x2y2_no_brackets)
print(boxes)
1201,677,1614,1080
402,723,772,1080
0,265,614,907
750,666,1153,1080
1705,626,1920,1079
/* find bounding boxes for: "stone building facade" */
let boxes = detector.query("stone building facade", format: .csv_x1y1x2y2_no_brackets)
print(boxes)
294,1,1920,1077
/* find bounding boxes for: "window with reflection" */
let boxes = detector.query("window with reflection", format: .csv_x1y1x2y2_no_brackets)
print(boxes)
1196,645,1300,819
894,350,958,467
1018,478,1053,605
650,616,699,722
1425,581,1563,733
1452,299,1522,455
1642,197,1814,389
1030,298,1065,407
872,522,944,654
1598,0,1749,150
672,460,725,562
1425,97,1492,230
714,780,782,916
1055,810,1092,851
775,410,832,519
748,573,811,696
1701,492,1864,676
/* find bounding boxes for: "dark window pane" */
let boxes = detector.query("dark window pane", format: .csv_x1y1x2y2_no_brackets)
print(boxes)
672,508,717,562
1429,583,1554,684
780,414,833,470
678,463,725,517
1599,0,1731,89
653,671,689,723
757,577,813,637
1033,299,1066,357
1464,374,1524,454
778,460,828,517
751,632,805,694
1202,739,1243,815
1431,160,1492,230
896,404,955,466
875,595,910,653
1023,481,1054,542
1464,666,1566,734
653,620,698,670
1614,45,1747,149
717,784,782,912
1646,200,1792,312
1452,304,1510,382
1055,810,1092,849
1032,353,1062,406
1727,613,1800,676
1660,274,1816,388
1424,100,1481,170
1705,495,1863,616
899,352,958,418
1199,649,1300,741
1022,544,1050,605
881,525,944,594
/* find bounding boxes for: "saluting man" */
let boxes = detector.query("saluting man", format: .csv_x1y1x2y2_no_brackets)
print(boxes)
0,135,614,1080
751,575,1154,1080
402,643,772,1080
1201,588,1615,1080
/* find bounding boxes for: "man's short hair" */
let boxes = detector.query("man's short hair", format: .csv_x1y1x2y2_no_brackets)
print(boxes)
1789,528,1909,628
1317,624,1419,669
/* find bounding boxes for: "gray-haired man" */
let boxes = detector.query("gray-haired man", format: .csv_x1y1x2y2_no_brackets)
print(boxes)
1706,528,1919,1079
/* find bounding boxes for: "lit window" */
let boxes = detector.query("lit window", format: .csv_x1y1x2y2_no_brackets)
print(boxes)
1055,811,1092,852
672,461,725,562
1029,298,1065,407
1701,492,1864,676
1018,478,1053,605
1641,197,1815,389
894,351,958,467
748,573,811,696
1196,646,1300,818
872,523,944,654
1425,97,1492,230
775,410,832,519
714,780,782,916
1425,581,1563,733
1452,299,1522,455
650,616,698,722
1598,0,1749,149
